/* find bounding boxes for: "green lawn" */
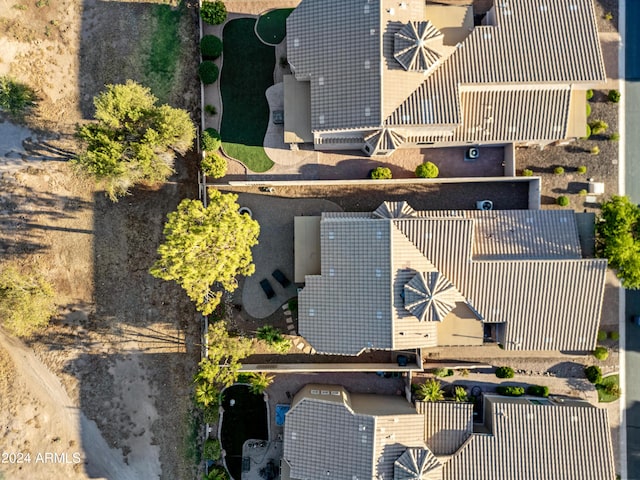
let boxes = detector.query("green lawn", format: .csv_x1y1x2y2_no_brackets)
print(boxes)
220,19,275,173
255,8,294,45
596,374,621,403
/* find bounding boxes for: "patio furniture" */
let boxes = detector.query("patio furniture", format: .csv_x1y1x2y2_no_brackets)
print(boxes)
272,269,291,288
260,279,275,299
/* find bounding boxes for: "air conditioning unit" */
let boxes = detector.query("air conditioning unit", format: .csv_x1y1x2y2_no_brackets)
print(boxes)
476,200,493,211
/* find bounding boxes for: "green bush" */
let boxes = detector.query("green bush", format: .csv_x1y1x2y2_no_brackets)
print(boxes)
0,76,37,116
415,161,439,178
586,89,594,100
495,366,515,379
594,346,609,360
433,367,454,378
590,146,600,155
556,196,569,207
586,103,591,117
584,365,602,384
202,152,227,179
608,89,621,103
522,168,533,176
205,104,217,115
201,35,223,60
583,124,591,140
609,132,620,142
199,61,220,84
579,189,588,197
256,325,291,353
200,0,227,25
202,128,222,152
496,386,525,397
609,331,620,341
370,166,392,180
554,166,565,175
203,438,222,460
577,165,587,174
597,330,607,342
590,120,608,135
288,297,298,312
526,385,549,397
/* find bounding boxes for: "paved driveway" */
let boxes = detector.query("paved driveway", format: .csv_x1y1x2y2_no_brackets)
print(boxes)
233,193,342,318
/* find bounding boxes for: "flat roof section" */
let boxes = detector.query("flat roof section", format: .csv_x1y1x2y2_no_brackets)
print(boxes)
284,75,313,143
294,216,321,282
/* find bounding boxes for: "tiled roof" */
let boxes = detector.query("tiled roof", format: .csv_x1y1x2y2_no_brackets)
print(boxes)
394,447,443,480
416,401,473,455
393,21,443,72
298,204,606,353
442,396,616,480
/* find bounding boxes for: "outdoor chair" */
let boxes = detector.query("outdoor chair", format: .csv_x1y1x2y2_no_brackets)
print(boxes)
272,269,291,288
260,279,275,299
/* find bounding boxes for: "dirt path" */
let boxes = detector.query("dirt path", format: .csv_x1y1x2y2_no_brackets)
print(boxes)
0,329,139,480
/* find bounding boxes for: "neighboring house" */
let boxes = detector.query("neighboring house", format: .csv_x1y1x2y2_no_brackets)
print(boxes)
295,201,606,354
284,0,605,156
281,385,616,480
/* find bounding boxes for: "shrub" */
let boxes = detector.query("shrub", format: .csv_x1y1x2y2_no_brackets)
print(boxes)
279,56,288,68
200,0,227,25
577,165,587,174
256,325,291,353
0,76,37,116
582,124,591,140
496,386,525,397
579,189,588,197
202,152,227,179
584,365,602,384
205,104,217,115
586,89,594,100
597,330,607,342
586,103,591,117
415,379,444,402
604,381,621,396
608,89,621,103
288,297,298,312
202,128,222,152
590,120,608,135
590,146,600,155
453,386,468,402
553,166,564,175
433,367,454,378
248,372,274,395
604,11,614,22
459,368,470,377
593,346,609,360
203,438,222,460
369,166,392,180
609,331,620,341
522,168,533,176
609,132,620,142
556,196,569,207
526,385,549,397
199,61,219,84
415,161,439,178
495,366,515,379
201,35,223,60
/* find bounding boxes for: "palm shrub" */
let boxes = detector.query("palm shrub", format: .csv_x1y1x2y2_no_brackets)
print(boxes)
205,466,230,480
593,346,609,360
609,132,620,142
496,386,525,397
433,367,453,378
495,366,515,379
203,438,222,461
248,373,274,395
608,89,621,103
0,76,37,116
522,168,533,176
202,152,227,179
453,386,468,402
557,196,569,207
256,325,291,353
199,62,220,84
201,35,223,60
526,385,549,397
584,365,602,384
202,128,222,152
590,120,608,135
195,382,220,408
369,166,392,179
415,161,439,178
416,379,444,402
201,0,227,25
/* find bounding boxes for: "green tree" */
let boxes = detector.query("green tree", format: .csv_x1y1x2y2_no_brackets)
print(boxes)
415,161,439,178
248,372,274,395
201,0,227,25
584,365,602,384
416,379,444,402
150,190,260,315
75,81,195,201
596,196,640,288
0,265,56,337
202,152,227,179
194,321,254,407
0,76,36,116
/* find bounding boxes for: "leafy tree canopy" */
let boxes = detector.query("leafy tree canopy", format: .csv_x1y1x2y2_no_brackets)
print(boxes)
75,80,195,201
150,189,260,315
202,152,227,179
0,264,56,337
596,195,640,288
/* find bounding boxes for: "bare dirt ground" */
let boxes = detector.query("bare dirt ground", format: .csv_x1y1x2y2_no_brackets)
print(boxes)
0,0,202,479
